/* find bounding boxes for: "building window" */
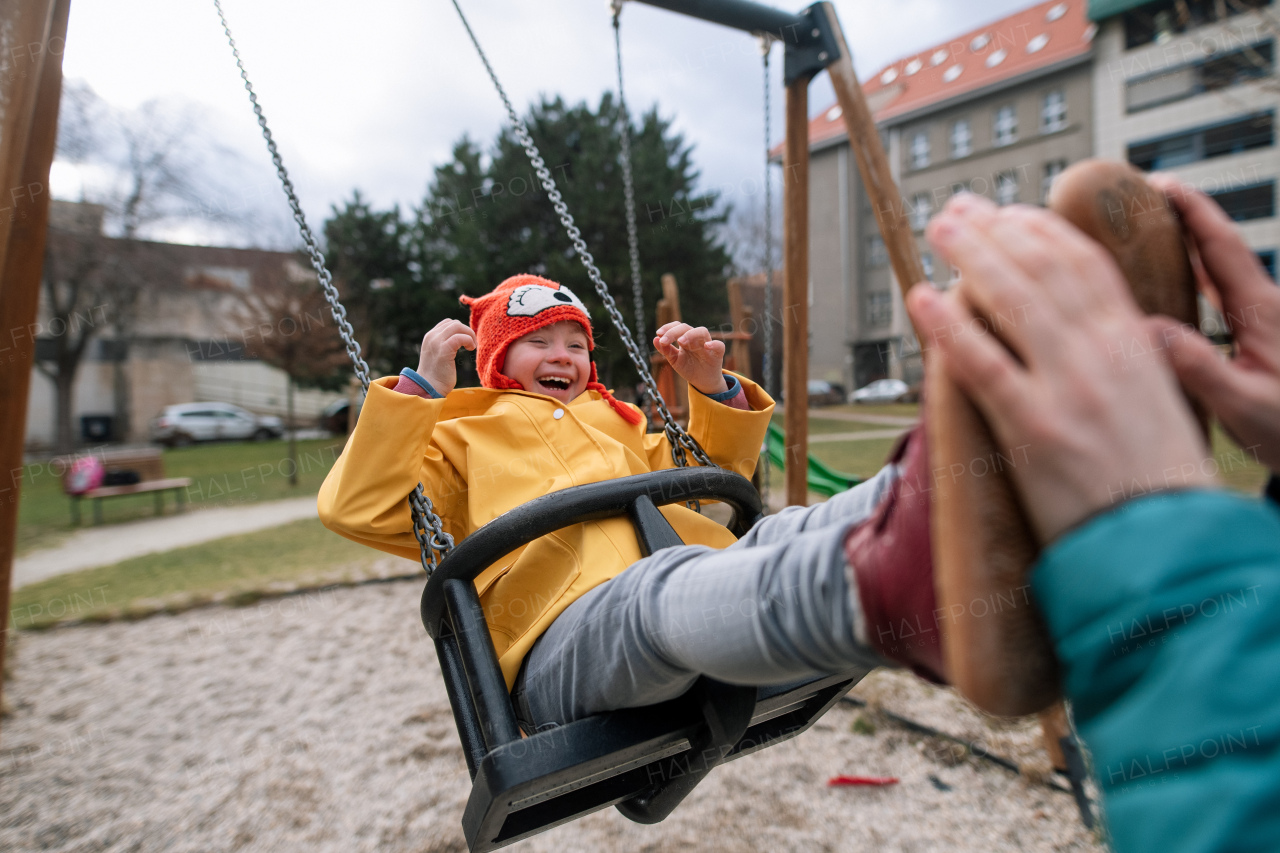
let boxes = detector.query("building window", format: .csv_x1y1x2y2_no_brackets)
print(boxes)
188,265,251,291
910,130,931,169
1124,0,1272,51
1201,40,1275,91
1126,41,1275,112
994,105,1018,146
34,337,58,362
950,119,972,158
996,171,1019,206
1258,250,1276,280
1042,160,1067,204
921,252,936,282
1129,112,1274,171
909,192,932,230
867,234,888,268
1210,181,1275,221
865,291,893,327
1041,90,1067,133
97,339,128,362
187,339,248,361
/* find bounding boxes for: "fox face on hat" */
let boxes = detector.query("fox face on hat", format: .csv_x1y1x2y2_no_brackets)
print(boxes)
459,274,642,425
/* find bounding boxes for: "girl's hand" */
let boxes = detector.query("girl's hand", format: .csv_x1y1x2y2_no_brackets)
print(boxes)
416,319,476,396
653,322,729,396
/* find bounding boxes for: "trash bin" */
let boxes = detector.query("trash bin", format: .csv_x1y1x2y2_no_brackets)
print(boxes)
80,414,114,443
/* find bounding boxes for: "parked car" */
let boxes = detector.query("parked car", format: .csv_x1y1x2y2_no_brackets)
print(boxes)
150,402,284,447
850,378,909,404
806,379,846,407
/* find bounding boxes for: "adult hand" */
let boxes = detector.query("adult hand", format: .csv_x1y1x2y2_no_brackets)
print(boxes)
1146,174,1280,474
907,194,1216,545
415,319,476,396
653,322,729,395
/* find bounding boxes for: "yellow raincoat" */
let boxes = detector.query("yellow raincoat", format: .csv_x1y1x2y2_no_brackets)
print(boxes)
318,372,774,688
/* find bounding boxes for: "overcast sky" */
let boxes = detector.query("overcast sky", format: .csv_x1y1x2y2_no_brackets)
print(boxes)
54,0,1042,247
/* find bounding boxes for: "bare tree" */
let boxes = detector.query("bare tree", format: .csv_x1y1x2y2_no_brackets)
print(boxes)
35,216,108,453
723,195,782,278
227,269,349,485
41,81,267,447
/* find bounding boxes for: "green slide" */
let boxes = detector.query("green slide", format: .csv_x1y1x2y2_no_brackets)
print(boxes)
763,422,863,498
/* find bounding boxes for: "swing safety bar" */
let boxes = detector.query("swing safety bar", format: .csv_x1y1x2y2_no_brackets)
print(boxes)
631,0,841,84
420,468,871,852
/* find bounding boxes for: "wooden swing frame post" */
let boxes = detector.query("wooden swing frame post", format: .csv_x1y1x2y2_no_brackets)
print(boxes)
633,0,833,507
627,0,939,507
823,3,1048,715
627,0,918,507
781,76,810,506
0,0,72,737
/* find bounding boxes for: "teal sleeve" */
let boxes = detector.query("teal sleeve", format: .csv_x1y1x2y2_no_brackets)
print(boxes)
1031,490,1280,853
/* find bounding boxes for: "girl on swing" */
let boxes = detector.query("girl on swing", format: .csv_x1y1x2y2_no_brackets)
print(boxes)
319,272,940,731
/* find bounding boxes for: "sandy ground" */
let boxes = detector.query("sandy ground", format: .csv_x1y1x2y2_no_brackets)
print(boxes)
13,497,319,588
0,579,1104,853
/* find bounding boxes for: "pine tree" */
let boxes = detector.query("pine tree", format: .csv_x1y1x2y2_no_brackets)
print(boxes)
326,94,734,389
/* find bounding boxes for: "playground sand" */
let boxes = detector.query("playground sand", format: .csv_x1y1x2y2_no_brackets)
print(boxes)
0,579,1103,853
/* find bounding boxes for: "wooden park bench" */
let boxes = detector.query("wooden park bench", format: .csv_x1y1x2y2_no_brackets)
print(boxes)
64,448,194,526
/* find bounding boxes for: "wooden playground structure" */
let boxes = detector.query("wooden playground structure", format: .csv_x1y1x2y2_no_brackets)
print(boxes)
0,0,1015,728
0,4,1081,844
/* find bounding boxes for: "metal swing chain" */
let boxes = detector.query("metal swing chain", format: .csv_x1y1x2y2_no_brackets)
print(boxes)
760,39,776,504
761,43,776,401
450,0,714,471
612,4,647,358
212,0,453,573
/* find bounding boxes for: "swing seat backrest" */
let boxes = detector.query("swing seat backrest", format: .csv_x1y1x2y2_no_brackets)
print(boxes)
421,467,872,852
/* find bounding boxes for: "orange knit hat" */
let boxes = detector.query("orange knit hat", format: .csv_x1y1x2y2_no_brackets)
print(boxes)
459,274,643,425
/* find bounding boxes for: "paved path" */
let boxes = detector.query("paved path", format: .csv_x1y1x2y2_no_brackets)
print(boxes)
13,416,909,589
12,496,319,589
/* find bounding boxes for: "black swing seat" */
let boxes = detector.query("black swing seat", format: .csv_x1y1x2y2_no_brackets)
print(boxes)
421,467,872,852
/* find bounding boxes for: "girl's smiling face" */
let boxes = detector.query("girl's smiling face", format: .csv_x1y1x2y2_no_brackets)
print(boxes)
500,321,591,404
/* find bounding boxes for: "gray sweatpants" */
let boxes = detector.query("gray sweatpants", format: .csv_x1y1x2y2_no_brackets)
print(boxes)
514,464,900,729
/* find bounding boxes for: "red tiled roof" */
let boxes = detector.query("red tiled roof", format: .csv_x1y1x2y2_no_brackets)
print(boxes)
782,0,1096,154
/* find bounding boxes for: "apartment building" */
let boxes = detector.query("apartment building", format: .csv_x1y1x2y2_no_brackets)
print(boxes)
802,0,1098,393
1090,0,1277,290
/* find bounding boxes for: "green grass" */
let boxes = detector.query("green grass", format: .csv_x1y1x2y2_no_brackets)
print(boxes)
9,518,386,630
773,415,894,436
1213,426,1270,495
15,438,346,556
803,425,1267,495
11,419,1267,632
808,438,901,480
826,402,922,419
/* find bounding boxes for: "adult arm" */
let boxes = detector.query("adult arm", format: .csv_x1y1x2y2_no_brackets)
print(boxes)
1033,491,1280,852
908,193,1279,849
